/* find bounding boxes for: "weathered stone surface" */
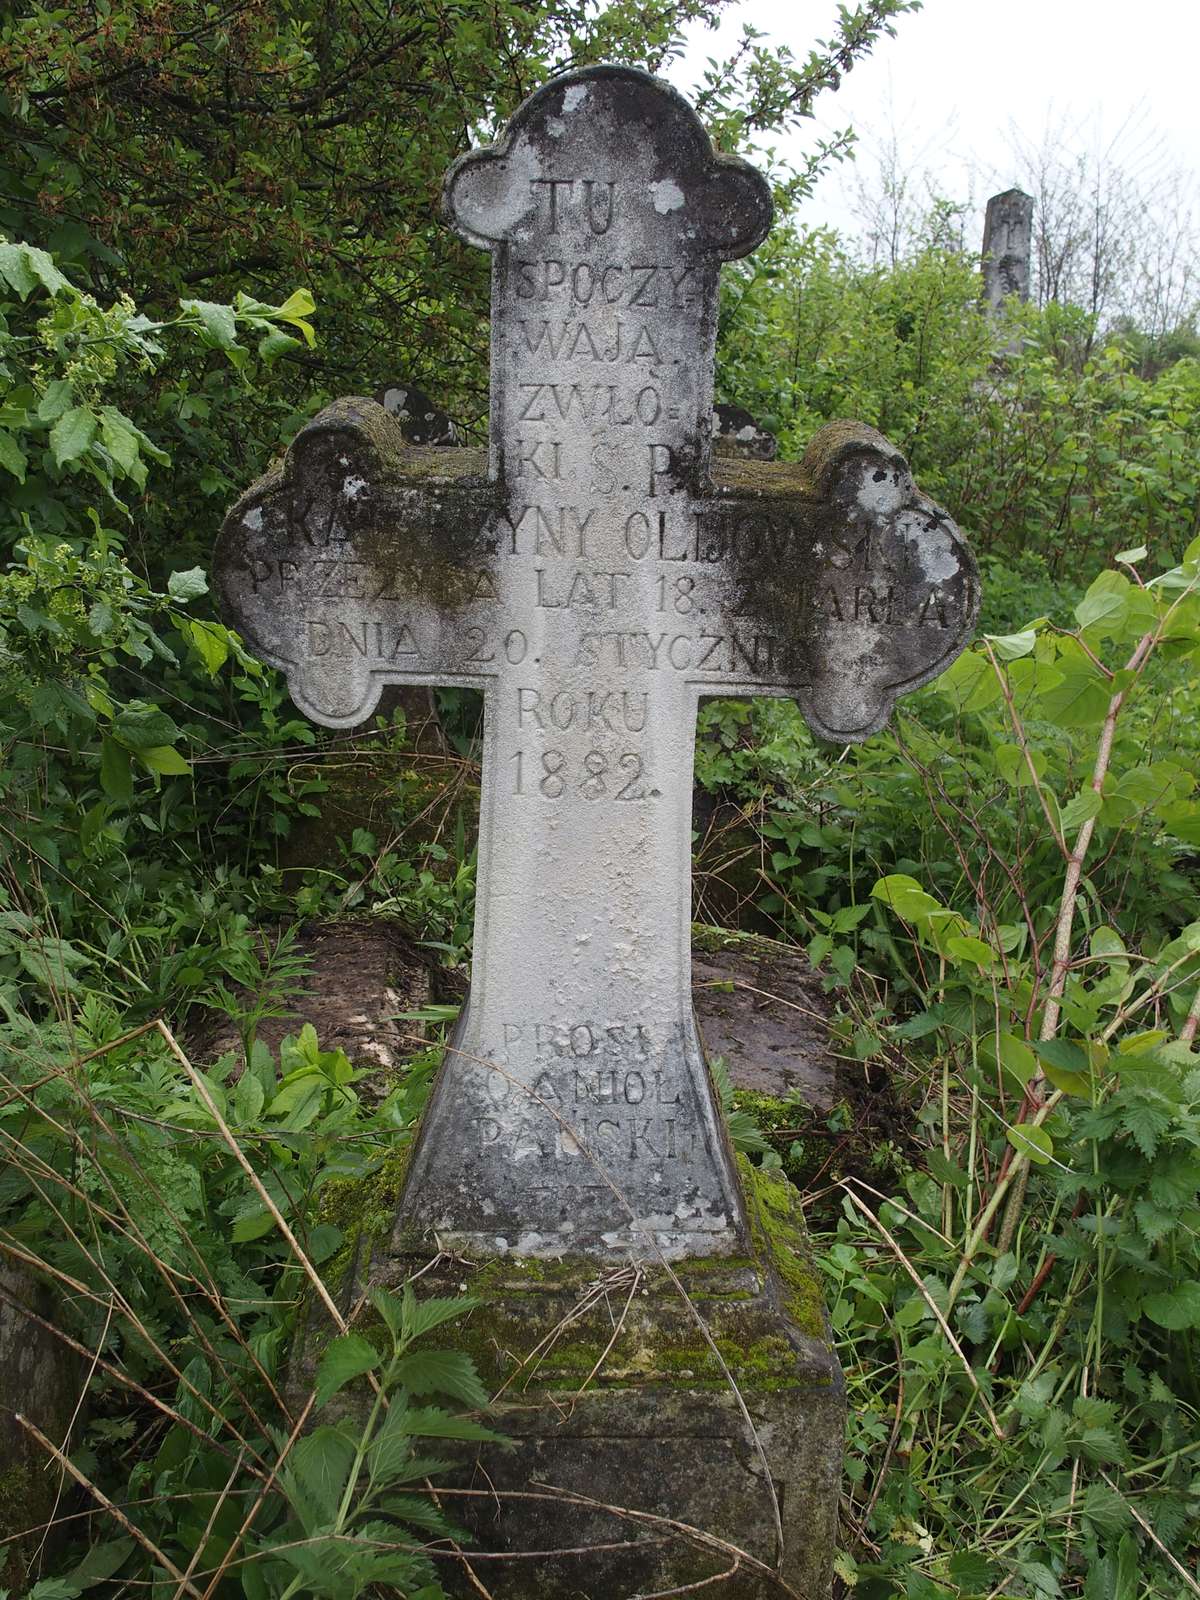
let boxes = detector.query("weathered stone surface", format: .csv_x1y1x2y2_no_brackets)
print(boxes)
714,401,778,460
306,1158,843,1600
377,381,460,446
215,67,977,1263
694,933,834,1107
0,1269,81,1586
982,188,1034,314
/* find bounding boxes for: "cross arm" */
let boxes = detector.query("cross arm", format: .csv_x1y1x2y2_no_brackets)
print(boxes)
214,397,508,727
691,420,980,741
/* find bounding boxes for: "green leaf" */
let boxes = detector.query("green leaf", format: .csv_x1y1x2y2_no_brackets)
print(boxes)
68,1535,135,1586
1005,1123,1053,1165
937,649,1002,712
37,379,74,421
233,1069,265,1124
98,407,143,480
1031,1038,1089,1073
1042,1063,1092,1097
871,874,943,922
135,744,190,776
113,706,180,748
313,1333,380,1409
397,1404,508,1443
390,1284,482,1346
275,286,317,346
944,934,995,968
50,405,97,466
993,742,1046,788
394,1349,489,1408
0,240,70,299
1060,787,1103,832
188,619,229,675
1115,545,1147,564
1038,663,1112,728
984,628,1036,660
181,298,239,350
230,1209,275,1243
99,737,133,805
0,427,27,481
980,1032,1038,1091
1142,1281,1200,1330
19,938,89,991
168,566,209,601
258,328,301,362
1075,570,1130,634
26,1580,83,1600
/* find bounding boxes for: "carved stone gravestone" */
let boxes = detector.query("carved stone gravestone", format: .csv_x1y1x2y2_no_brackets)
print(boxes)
982,187,1034,314
216,65,979,1599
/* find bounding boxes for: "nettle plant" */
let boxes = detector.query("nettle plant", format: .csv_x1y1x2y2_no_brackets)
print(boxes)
823,540,1200,1597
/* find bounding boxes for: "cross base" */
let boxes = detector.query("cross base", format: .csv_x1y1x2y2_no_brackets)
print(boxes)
297,1157,844,1599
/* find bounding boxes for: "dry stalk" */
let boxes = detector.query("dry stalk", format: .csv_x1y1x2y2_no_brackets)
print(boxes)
841,1184,1006,1440
15,1414,205,1597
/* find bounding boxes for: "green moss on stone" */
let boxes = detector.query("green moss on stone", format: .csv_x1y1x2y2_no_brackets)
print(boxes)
311,1109,832,1404
738,1155,828,1342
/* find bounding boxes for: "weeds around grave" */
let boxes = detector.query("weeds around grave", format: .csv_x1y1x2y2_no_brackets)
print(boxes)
698,540,1200,1594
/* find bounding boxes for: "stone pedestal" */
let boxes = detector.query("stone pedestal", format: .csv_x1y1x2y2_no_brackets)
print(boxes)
307,1156,844,1600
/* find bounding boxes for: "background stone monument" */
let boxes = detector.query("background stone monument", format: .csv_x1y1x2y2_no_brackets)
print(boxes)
216,64,979,1599
982,187,1034,314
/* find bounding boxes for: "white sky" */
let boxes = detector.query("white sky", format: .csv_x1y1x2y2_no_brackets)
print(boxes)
671,0,1200,249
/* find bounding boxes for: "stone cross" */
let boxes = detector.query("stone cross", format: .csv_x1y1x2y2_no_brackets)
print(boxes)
216,66,978,1262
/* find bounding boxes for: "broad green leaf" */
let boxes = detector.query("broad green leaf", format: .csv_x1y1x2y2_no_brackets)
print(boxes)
1005,1123,1053,1165
99,737,133,805
182,298,239,350
981,1032,1038,1091
1060,787,1103,832
168,566,208,601
1114,545,1147,564
871,874,943,922
233,1069,265,1124
50,405,97,466
1042,1063,1092,1097
113,706,180,748
20,938,89,991
67,1534,135,1585
1075,570,1130,634
1037,663,1111,728
1031,1037,1087,1070
37,378,74,421
313,1333,380,1409
937,649,1002,712
99,407,142,479
0,426,27,481
230,1209,275,1243
984,628,1036,660
188,619,229,675
397,1404,508,1443
993,742,1046,788
277,287,316,320
136,744,190,776
258,328,301,361
1142,1281,1200,1330
945,934,995,968
0,240,70,299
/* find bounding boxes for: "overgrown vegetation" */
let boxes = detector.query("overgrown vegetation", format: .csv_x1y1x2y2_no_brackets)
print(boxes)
2,0,1199,1594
